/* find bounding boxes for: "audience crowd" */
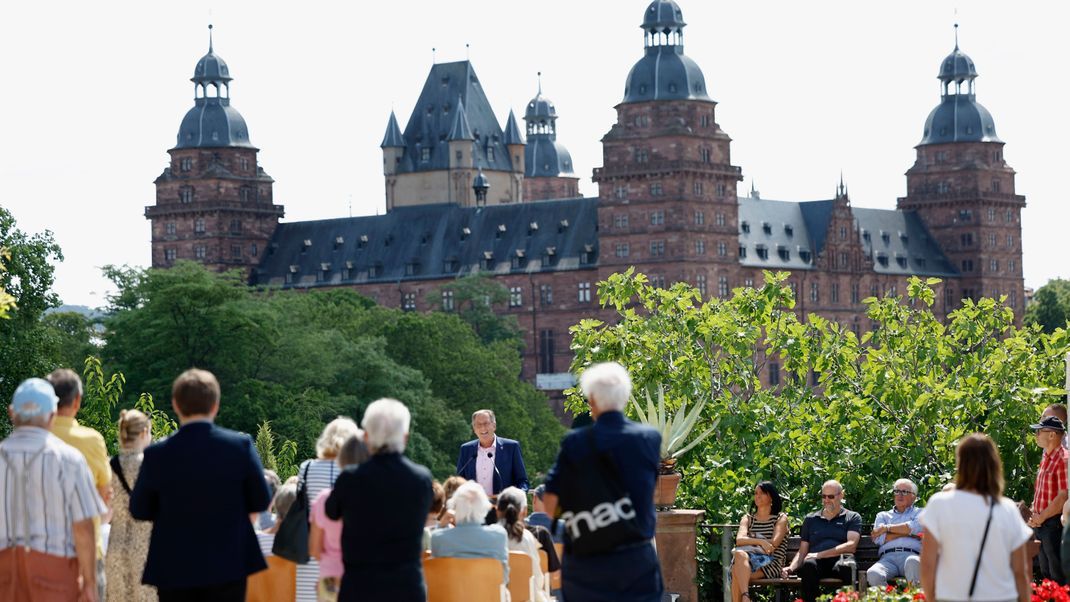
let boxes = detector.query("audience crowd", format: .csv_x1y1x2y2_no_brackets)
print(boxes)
0,363,1064,602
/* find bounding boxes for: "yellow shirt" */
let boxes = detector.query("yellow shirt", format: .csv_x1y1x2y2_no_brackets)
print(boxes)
51,415,111,557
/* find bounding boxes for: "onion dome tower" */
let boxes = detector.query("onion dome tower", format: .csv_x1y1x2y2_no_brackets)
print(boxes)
594,0,741,293
522,74,579,200
146,25,283,275
898,25,1025,316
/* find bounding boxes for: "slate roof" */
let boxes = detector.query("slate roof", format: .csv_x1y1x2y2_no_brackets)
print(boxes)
503,110,525,146
395,61,515,174
175,39,253,150
738,197,956,277
380,111,404,148
253,198,598,288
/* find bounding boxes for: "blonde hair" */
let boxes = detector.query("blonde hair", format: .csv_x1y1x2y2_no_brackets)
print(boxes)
316,416,361,459
118,409,151,450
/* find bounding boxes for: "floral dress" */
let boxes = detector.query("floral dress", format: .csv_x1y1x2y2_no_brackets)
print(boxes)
105,451,156,602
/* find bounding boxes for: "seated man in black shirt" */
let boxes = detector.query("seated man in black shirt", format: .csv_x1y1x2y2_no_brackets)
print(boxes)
782,480,861,602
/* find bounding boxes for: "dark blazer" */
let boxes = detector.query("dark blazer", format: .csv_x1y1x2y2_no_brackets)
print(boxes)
455,436,529,493
326,452,433,602
130,421,271,589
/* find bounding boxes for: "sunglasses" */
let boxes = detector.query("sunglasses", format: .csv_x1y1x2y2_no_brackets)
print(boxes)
821,493,839,499
892,489,915,496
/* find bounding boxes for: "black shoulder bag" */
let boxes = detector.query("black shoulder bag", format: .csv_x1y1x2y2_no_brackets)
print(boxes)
968,496,996,600
110,455,132,495
273,462,312,564
555,428,647,557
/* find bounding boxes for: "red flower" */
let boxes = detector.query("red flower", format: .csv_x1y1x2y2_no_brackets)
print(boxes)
886,585,895,593
913,594,926,601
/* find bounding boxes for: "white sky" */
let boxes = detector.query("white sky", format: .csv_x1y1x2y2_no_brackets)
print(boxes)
1,1,1066,308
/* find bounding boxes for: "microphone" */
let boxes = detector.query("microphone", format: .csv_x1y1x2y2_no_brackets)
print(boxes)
487,452,493,458
491,452,503,492
458,451,476,477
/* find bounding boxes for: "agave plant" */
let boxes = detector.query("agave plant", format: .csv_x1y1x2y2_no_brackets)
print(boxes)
630,386,718,474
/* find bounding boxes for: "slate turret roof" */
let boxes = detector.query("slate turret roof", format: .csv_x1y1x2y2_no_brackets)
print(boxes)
395,61,516,174
174,28,254,150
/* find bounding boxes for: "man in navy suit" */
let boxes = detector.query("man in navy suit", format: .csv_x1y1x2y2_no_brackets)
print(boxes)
130,369,271,601
456,409,529,495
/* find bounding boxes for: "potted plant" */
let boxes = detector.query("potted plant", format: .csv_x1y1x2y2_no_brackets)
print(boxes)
630,386,718,509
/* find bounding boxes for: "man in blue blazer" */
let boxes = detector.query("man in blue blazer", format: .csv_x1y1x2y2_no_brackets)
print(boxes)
130,369,271,601
456,409,529,495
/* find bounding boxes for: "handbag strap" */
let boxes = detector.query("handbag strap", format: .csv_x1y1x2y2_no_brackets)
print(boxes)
110,455,132,495
968,496,996,599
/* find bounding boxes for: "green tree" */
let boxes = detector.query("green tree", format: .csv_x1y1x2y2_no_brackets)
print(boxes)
0,246,15,319
1025,278,1070,333
42,311,101,371
0,207,64,432
430,274,523,349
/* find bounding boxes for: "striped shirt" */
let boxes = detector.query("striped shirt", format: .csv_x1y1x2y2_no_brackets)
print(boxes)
0,426,107,557
296,458,340,602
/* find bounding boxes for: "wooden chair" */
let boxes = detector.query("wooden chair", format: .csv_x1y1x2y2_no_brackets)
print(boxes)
538,550,550,598
246,555,296,602
424,557,505,602
551,543,564,590
508,551,536,602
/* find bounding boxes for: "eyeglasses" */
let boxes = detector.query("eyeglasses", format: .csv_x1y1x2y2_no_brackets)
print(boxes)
821,494,838,499
892,489,915,496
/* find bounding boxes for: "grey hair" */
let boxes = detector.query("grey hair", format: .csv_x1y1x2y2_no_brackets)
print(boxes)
579,362,632,412
822,480,843,493
471,409,496,425
497,486,527,512
449,481,492,525
361,398,410,454
316,416,361,459
894,478,918,494
10,412,52,429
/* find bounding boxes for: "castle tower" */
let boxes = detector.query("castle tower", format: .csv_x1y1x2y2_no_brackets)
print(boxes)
593,0,742,294
522,75,580,200
380,61,524,209
897,27,1026,313
146,26,283,272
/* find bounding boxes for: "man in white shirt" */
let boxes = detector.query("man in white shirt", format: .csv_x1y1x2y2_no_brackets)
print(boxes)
0,378,107,601
455,410,529,497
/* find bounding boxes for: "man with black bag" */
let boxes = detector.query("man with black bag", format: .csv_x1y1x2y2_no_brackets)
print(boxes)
541,362,664,602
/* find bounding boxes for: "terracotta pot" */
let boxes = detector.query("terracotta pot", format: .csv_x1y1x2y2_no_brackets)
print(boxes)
654,471,682,510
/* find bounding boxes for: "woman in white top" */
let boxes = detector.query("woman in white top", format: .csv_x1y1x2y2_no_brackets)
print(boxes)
296,417,361,602
497,486,549,602
920,433,1032,602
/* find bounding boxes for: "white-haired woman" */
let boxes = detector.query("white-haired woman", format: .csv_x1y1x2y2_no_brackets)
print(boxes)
431,481,510,581
541,361,664,601
325,399,434,602
296,417,361,601
497,486,549,601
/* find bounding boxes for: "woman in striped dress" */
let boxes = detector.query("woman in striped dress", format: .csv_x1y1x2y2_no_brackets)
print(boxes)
730,481,789,602
296,417,361,602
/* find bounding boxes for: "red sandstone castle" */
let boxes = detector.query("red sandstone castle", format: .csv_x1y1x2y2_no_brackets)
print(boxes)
146,3,1025,408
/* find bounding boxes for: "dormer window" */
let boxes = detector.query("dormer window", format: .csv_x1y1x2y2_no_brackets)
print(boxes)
799,250,812,263
739,245,747,259
528,222,539,235
777,246,790,261
334,236,344,249
899,232,908,243
405,261,420,276
384,234,394,247
288,265,299,274
784,225,793,237
542,247,557,267
481,251,495,270
358,235,368,249
496,224,507,239
511,249,526,269
756,245,768,260
369,262,383,278
558,220,569,233
580,244,595,265
443,258,459,273
862,230,871,242
895,255,908,268
876,253,889,267
420,147,431,162
741,221,750,234
762,222,772,235
301,239,312,253
461,227,471,241
880,231,890,244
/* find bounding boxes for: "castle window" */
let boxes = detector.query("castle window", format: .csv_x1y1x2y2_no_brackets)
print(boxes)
420,147,431,162
694,211,705,225
487,147,495,162
700,114,711,128
480,251,495,271
558,220,569,233
509,287,523,308
541,247,557,267
715,213,725,227
695,240,706,255
251,244,258,257
699,148,711,163
194,245,206,259
405,261,419,276
538,329,555,373
744,278,754,288
239,156,249,170
511,250,526,269
991,178,1001,192
961,259,974,272
403,293,416,311
369,262,383,278
739,245,747,259
180,157,192,172
896,256,908,268
839,252,848,268
862,229,870,241
958,209,973,221
755,245,768,260
810,282,819,303
989,259,999,273
762,222,772,235
615,214,630,230
179,187,194,203
718,241,728,257
899,231,908,243
614,185,628,200
441,290,455,312
876,254,889,267
768,362,780,386
194,219,205,234
830,283,840,304
718,277,729,298
650,211,664,226
461,227,471,241
716,183,727,198
240,187,253,202
960,233,974,247
540,284,553,306
1007,234,1014,248
784,225,793,237
695,274,707,297
634,148,649,163
357,235,368,249
649,240,665,257
649,275,666,289
741,221,750,234
615,243,629,258
777,246,790,261
165,222,176,236
650,183,663,196
988,233,997,248
496,224,507,239
799,250,811,263
229,220,242,234
442,258,459,273
987,207,996,221
693,181,703,196
851,284,860,304
915,257,926,269
1005,209,1013,223
578,282,591,303
839,226,847,240
231,244,241,258
164,248,176,261
880,231,890,244
528,222,539,235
